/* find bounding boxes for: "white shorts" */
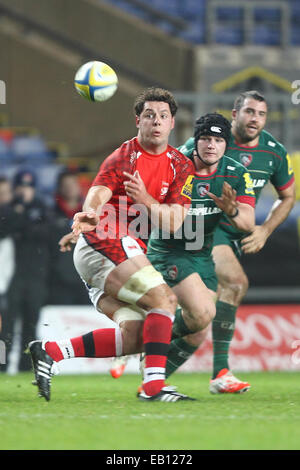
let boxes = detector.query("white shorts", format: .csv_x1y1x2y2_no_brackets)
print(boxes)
73,234,116,311
73,234,166,317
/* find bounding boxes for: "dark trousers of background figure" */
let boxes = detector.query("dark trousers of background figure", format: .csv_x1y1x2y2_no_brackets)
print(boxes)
1,277,47,372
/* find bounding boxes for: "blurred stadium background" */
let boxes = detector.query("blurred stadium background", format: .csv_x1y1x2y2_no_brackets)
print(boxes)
0,0,300,375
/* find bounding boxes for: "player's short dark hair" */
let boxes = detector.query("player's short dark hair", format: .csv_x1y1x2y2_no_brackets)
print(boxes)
194,112,231,147
134,87,178,117
233,90,266,111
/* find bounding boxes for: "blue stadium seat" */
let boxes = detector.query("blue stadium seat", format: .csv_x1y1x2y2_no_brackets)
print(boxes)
179,20,205,44
0,138,12,160
253,7,282,22
36,163,64,200
179,0,206,20
10,135,52,162
291,24,300,45
216,7,243,21
253,25,281,46
289,0,300,21
215,25,243,45
150,0,181,17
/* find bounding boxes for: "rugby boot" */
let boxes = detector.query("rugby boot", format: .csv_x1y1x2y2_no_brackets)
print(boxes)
110,356,129,379
209,368,250,394
29,340,57,401
138,387,196,402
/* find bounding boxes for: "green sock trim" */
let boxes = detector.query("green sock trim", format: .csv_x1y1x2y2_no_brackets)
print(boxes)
166,337,198,378
212,301,237,379
171,307,193,340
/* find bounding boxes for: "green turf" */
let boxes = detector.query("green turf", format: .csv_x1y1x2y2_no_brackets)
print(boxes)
0,372,299,450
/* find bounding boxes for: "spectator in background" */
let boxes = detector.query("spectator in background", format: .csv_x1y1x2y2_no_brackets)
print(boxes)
54,170,83,220
0,177,15,344
48,170,89,305
1,170,51,372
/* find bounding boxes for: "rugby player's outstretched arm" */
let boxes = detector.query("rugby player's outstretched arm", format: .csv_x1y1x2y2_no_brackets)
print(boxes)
72,185,112,236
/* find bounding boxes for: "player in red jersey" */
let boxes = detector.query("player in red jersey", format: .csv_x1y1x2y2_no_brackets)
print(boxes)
29,87,195,402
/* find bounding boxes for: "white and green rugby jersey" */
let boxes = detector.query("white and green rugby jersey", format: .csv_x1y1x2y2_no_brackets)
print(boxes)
148,155,255,256
178,129,294,237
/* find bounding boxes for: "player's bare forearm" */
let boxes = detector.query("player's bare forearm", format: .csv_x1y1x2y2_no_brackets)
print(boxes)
229,203,255,233
82,185,112,215
241,184,295,254
261,184,295,237
72,185,112,235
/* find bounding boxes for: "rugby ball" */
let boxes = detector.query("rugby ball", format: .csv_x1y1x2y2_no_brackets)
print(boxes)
74,61,118,102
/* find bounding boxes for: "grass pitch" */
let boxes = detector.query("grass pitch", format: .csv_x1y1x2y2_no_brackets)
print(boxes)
1,371,299,450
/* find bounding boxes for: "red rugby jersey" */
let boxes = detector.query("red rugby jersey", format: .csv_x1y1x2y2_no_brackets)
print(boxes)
84,137,194,248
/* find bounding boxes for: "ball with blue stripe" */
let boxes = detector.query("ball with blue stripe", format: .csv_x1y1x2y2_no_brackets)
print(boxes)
74,61,118,102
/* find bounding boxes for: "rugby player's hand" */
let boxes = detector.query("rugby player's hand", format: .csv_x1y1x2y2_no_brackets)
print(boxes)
241,225,269,254
59,232,78,252
72,211,99,236
207,182,238,217
123,171,149,204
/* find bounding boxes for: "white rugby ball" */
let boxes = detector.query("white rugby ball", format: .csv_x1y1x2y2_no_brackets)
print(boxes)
74,61,118,102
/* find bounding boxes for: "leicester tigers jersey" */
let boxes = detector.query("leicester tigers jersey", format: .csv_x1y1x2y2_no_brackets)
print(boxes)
178,129,294,237
148,155,255,256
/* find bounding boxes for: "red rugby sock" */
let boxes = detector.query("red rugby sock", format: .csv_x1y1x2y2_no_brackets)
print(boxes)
142,310,172,396
45,328,123,361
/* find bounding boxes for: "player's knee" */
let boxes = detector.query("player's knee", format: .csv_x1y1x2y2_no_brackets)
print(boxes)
164,289,178,312
184,299,215,332
198,299,216,329
117,264,177,314
230,274,249,298
138,283,178,315
219,271,249,299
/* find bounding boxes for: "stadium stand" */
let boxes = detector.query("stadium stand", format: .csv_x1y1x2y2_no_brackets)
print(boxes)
0,125,96,209
103,0,300,46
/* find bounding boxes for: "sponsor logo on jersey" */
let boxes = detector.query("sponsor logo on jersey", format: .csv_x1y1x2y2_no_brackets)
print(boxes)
196,182,210,197
187,206,222,216
252,178,266,188
240,153,252,167
160,181,169,197
129,151,142,163
180,174,193,199
167,265,178,280
243,172,255,195
167,150,181,162
268,141,276,147
286,154,294,175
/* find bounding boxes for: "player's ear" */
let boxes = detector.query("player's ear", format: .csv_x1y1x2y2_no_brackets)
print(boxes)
171,116,175,130
231,109,237,121
135,115,140,128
